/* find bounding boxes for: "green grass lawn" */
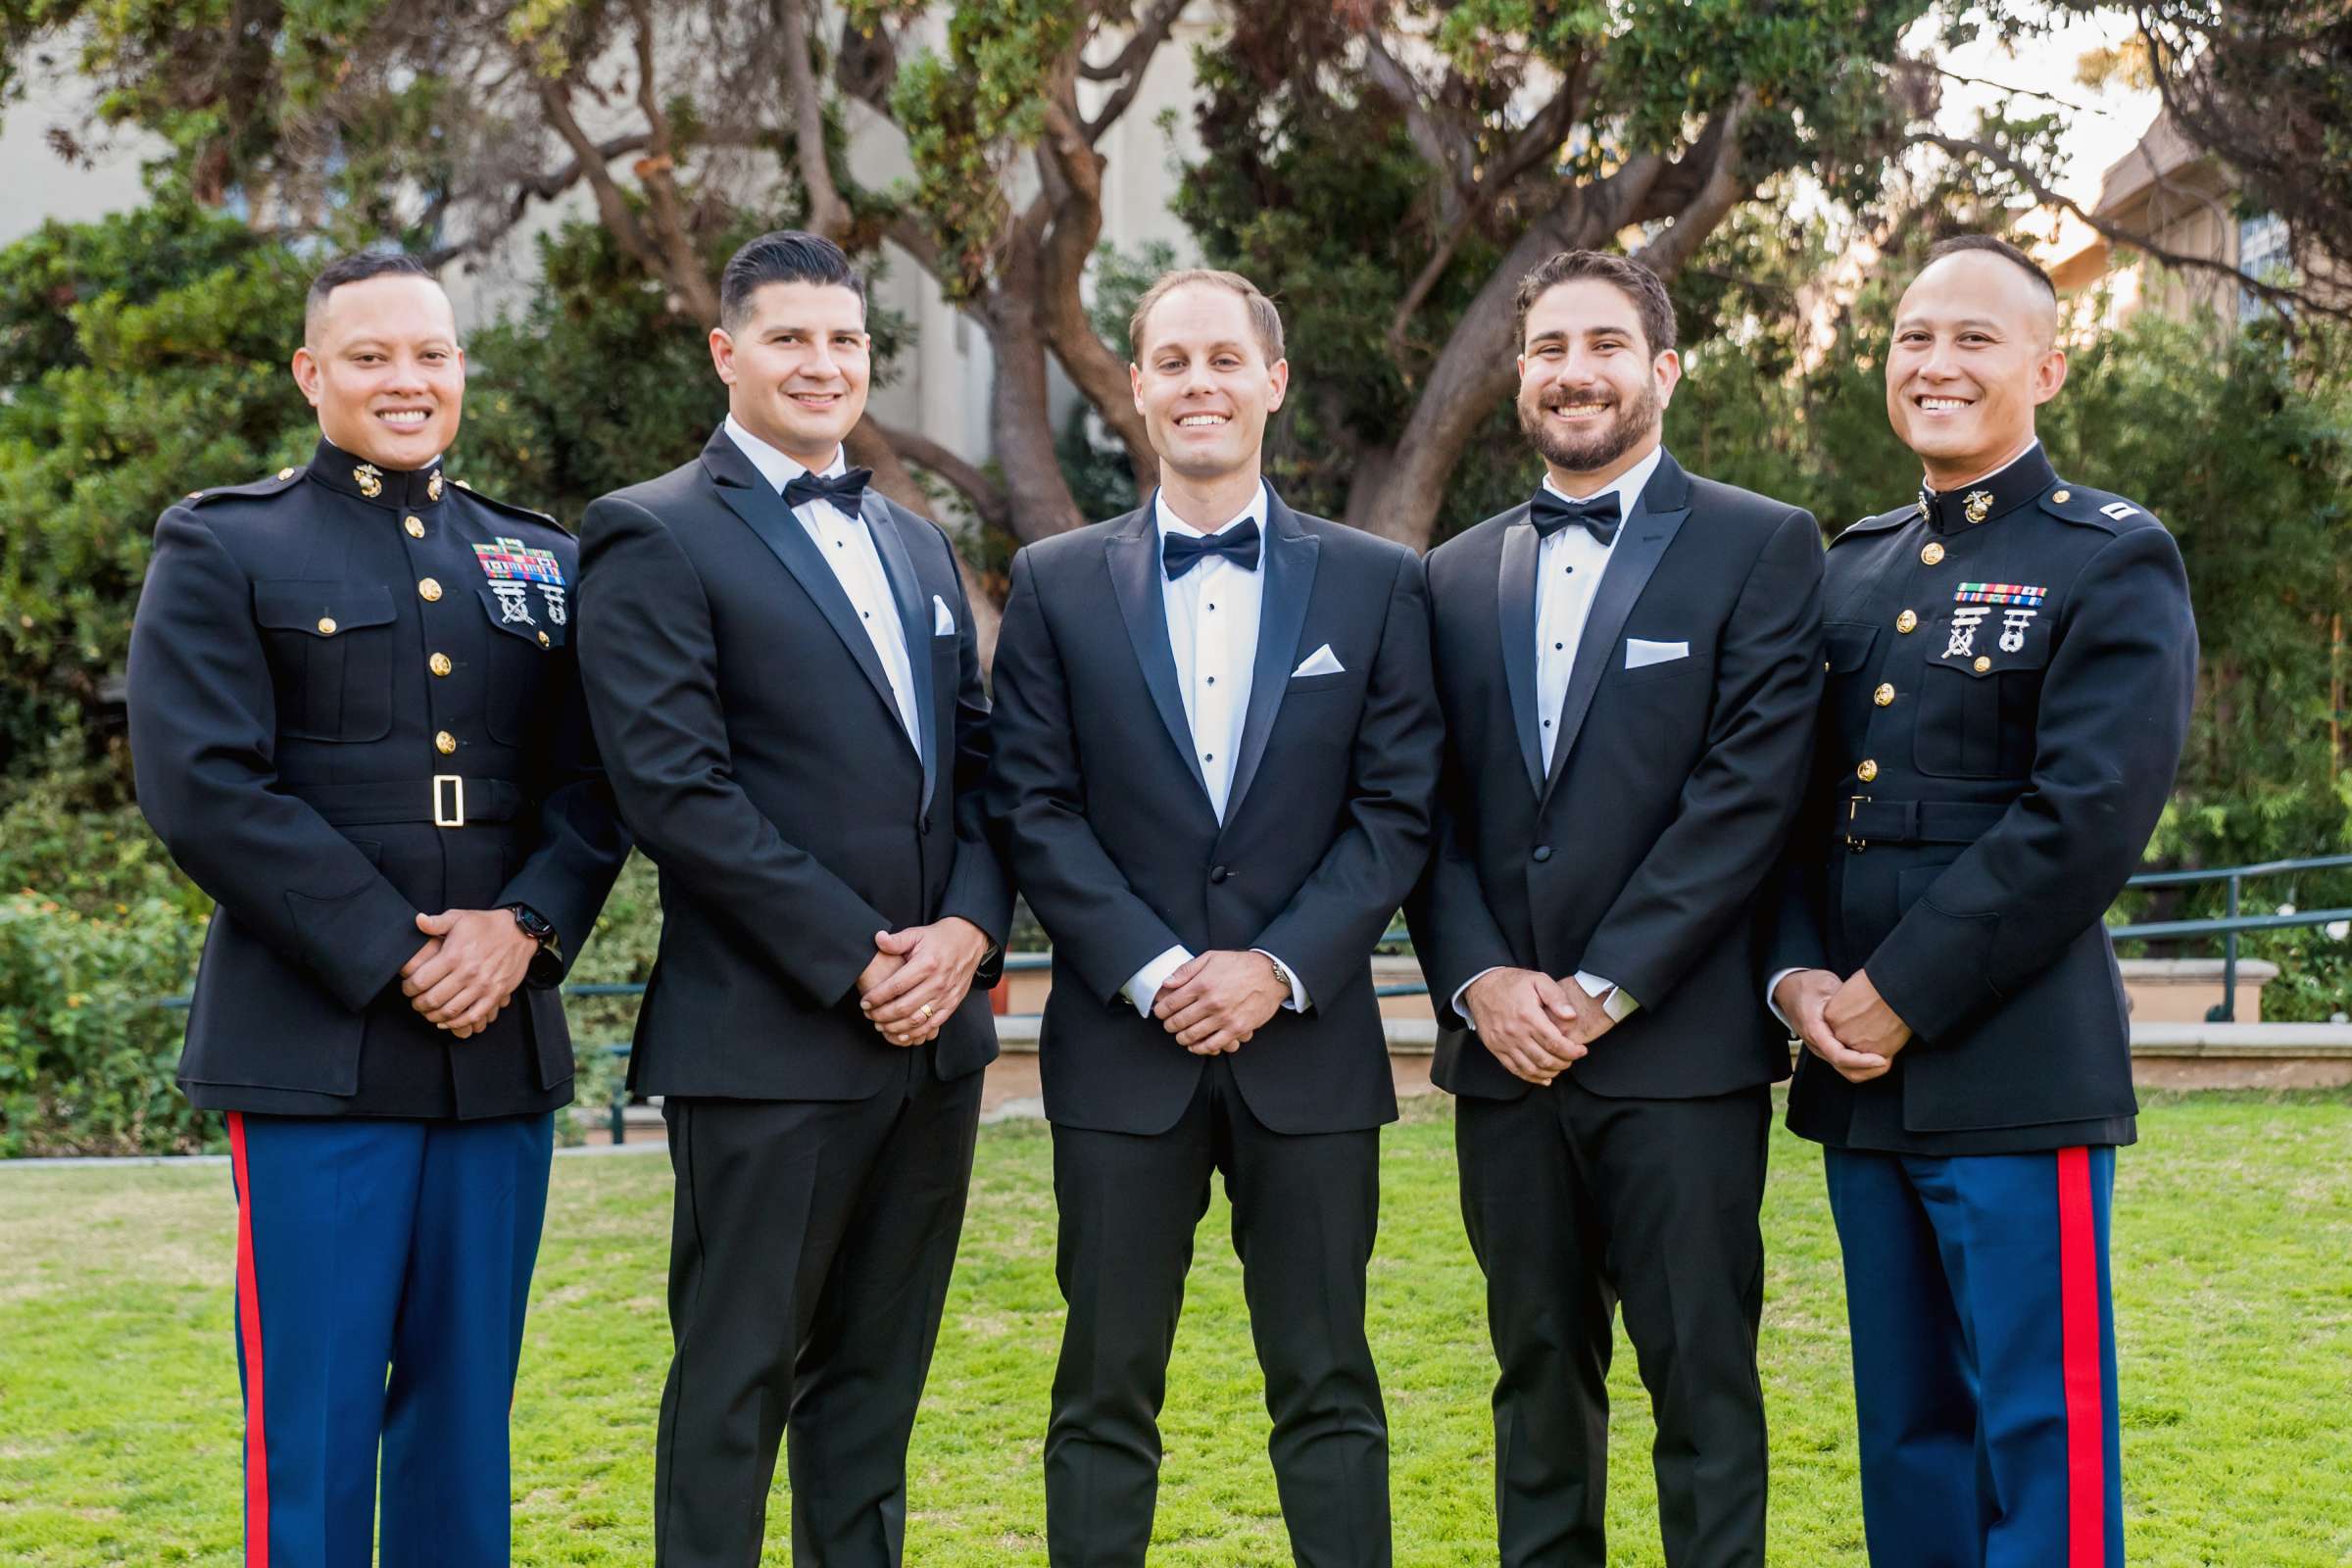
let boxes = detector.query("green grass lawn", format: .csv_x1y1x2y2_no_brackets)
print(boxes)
3,1091,2349,1565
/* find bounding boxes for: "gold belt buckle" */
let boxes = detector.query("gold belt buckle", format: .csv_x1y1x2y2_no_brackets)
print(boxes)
1845,795,1869,853
432,774,466,829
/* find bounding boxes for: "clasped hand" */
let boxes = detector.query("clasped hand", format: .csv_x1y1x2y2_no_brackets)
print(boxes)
858,917,992,1046
1774,967,1911,1083
400,909,539,1038
1462,968,1617,1086
1153,951,1290,1056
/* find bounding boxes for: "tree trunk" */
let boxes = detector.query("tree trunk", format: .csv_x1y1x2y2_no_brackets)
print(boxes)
985,280,1090,546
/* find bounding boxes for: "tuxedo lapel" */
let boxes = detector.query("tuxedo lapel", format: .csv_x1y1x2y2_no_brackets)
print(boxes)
862,492,938,810
1104,509,1212,803
1225,492,1319,821
1539,453,1693,809
701,429,912,756
1494,505,1545,796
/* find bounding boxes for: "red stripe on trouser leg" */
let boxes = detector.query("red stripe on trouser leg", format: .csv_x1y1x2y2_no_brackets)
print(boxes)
227,1113,270,1568
2056,1146,2104,1568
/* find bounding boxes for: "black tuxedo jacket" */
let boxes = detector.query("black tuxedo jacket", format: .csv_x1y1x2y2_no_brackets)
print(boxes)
1408,452,1824,1102
575,426,1011,1101
987,489,1443,1136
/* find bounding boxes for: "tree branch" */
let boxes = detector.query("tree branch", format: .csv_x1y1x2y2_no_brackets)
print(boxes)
778,0,849,240
865,413,1009,532
1912,130,2348,324
1359,33,1475,228
1037,96,1157,490
535,73,666,284
625,0,719,322
1633,94,1753,277
1079,0,1187,145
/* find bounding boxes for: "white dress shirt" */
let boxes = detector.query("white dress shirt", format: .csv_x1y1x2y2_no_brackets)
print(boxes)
1452,445,1667,1032
723,416,923,756
1120,484,1307,1018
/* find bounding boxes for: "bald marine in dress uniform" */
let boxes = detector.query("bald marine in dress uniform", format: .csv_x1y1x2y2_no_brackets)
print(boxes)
126,252,630,1566
1766,235,2196,1567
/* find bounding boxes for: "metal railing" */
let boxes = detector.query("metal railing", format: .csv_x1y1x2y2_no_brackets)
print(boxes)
142,853,2352,1141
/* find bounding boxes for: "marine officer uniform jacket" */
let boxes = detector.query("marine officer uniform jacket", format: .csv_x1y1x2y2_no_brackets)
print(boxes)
127,439,632,1119
1769,443,2196,1153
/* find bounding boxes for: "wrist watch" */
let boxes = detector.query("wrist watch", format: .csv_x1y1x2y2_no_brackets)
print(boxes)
506,904,564,986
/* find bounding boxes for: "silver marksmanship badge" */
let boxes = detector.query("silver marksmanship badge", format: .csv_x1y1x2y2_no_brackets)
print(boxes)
1999,608,2036,652
1964,489,1993,524
490,581,537,625
354,463,384,499
1943,606,1989,660
537,583,566,626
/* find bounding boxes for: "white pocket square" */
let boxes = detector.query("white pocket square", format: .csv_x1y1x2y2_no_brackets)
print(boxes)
1624,637,1690,670
932,594,956,636
1292,643,1345,679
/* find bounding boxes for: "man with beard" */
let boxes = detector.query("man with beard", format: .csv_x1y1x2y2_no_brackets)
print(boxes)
1767,235,2195,1567
127,251,630,1564
989,269,1442,1566
1407,248,1823,1567
574,231,1010,1566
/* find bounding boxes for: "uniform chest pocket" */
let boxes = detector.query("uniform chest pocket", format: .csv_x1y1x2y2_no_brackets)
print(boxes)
253,580,397,743
476,586,567,745
1913,623,2049,780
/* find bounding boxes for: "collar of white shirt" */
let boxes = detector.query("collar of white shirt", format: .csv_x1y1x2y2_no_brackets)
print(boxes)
723,414,847,497
1153,480,1269,546
1540,441,1666,524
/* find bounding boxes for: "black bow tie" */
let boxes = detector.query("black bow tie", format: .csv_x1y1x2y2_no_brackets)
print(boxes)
783,466,872,513
1162,519,1262,579
1530,488,1622,546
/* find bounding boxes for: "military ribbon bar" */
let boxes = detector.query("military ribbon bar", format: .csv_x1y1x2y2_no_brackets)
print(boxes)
1953,581,2046,606
474,536,565,586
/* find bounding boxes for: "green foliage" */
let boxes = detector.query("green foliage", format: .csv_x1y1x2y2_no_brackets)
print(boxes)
0,204,316,780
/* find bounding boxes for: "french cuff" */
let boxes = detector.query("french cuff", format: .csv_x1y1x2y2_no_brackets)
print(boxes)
1575,970,1640,1021
1451,966,1506,1031
1250,950,1309,1012
1122,944,1195,1018
1764,967,1806,1032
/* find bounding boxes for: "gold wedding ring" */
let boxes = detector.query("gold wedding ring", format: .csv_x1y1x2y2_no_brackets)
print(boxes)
917,1003,935,1021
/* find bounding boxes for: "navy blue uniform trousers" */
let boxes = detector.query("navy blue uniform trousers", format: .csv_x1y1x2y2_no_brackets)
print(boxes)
226,1110,555,1566
1824,1146,2124,1568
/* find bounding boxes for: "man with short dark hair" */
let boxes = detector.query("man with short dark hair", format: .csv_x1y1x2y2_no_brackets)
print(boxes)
990,267,1442,1566
1767,234,2195,1568
1409,247,1824,1567
127,251,629,1565
575,229,1010,1568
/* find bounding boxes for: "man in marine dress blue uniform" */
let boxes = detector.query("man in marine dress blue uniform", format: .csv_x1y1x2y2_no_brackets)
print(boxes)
1767,234,2197,1567
126,252,630,1566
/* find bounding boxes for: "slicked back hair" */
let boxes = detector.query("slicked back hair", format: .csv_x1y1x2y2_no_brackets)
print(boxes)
1513,250,1677,358
719,230,866,331
1128,268,1286,365
305,252,438,339
1922,233,2058,302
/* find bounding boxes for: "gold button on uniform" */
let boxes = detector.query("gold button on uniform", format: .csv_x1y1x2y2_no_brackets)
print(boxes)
429,652,453,677
1974,655,1992,673
1874,682,1894,707
537,630,551,648
1857,759,1879,783
418,577,442,602
317,617,337,636
1921,541,1945,565
435,731,458,756
405,515,425,538
277,467,297,480
1896,610,1918,634
2051,489,2071,504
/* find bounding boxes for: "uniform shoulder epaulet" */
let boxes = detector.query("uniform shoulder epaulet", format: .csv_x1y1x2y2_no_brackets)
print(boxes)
2037,481,2163,535
177,466,306,510
1828,507,1913,546
448,479,567,536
